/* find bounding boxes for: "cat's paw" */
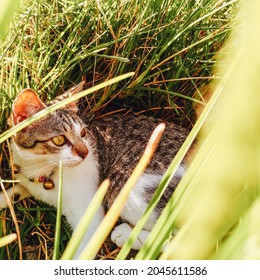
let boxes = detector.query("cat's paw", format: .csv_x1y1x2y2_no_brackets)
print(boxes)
0,184,31,210
111,223,132,248
111,223,150,250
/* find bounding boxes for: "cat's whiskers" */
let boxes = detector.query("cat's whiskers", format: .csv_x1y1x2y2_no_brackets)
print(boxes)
23,163,57,179
15,156,60,176
20,155,83,178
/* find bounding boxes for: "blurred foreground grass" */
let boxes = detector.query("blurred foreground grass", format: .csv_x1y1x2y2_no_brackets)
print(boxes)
157,1,260,259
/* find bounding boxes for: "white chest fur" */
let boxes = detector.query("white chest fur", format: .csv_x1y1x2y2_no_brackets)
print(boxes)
16,152,103,223
11,142,104,257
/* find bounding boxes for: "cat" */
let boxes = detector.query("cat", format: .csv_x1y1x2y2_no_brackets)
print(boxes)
0,82,193,258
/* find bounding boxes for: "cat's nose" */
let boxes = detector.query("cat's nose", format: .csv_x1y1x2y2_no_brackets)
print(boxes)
78,148,89,159
73,145,89,159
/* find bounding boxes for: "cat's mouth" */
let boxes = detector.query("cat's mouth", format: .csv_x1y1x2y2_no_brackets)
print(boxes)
62,157,84,167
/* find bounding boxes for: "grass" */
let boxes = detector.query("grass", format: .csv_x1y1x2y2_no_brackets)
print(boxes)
0,0,240,259
0,0,236,129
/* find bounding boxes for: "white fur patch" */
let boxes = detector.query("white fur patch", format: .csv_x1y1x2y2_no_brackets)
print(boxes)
120,173,161,231
120,165,186,231
112,165,186,250
174,164,186,179
11,137,103,258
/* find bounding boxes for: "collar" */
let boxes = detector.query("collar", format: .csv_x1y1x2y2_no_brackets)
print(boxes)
14,164,55,190
29,176,55,190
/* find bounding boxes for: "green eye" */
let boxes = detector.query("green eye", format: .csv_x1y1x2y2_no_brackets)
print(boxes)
52,135,66,146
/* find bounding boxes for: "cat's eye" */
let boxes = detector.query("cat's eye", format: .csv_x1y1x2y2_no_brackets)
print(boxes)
52,135,66,146
81,128,87,138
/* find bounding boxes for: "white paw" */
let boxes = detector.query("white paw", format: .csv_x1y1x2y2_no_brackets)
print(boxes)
111,223,150,250
111,223,132,248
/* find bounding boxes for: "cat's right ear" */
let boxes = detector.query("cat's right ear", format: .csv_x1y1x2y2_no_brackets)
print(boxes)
12,89,46,125
48,81,86,113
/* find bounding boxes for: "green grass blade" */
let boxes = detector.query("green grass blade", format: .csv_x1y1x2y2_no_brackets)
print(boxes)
0,72,134,144
133,87,205,105
53,161,63,260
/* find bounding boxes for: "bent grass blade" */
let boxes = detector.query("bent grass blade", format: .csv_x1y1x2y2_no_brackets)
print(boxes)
0,72,135,144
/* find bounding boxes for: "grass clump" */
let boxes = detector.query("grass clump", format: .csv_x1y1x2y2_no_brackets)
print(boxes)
0,0,236,128
0,0,237,259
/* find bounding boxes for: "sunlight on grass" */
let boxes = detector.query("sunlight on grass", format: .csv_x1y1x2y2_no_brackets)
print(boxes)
0,0,242,260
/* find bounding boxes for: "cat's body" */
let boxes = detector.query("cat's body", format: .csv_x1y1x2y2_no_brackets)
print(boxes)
90,114,189,214
0,84,193,258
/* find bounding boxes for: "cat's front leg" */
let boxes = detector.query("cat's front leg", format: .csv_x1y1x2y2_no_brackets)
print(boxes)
0,183,31,209
0,172,42,210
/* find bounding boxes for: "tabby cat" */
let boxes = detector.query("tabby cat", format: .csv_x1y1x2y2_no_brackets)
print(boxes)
0,82,192,258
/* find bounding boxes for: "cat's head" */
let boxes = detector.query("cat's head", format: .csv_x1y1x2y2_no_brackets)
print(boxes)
11,85,95,178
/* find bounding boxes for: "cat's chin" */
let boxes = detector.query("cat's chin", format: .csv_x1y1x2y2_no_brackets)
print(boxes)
62,158,84,167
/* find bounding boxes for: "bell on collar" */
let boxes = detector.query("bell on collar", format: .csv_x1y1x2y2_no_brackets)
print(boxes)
43,178,55,190
12,164,55,190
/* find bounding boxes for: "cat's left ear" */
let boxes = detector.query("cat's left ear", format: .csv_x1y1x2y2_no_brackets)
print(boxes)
12,89,46,125
49,81,86,113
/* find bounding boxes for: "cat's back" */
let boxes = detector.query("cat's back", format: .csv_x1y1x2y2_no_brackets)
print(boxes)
89,113,190,182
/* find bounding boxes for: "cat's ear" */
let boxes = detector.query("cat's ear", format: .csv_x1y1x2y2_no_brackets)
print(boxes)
12,89,46,125
49,81,86,113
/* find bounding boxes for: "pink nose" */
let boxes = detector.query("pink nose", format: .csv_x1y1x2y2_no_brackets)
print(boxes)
73,146,89,159
78,148,89,159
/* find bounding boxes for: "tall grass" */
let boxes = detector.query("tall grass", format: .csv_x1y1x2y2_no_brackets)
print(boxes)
0,0,238,259
0,0,235,130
